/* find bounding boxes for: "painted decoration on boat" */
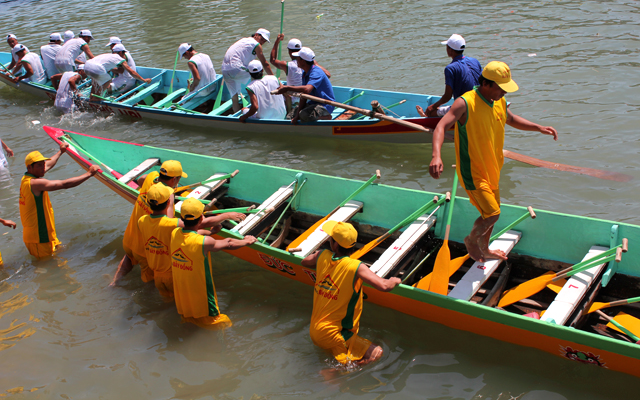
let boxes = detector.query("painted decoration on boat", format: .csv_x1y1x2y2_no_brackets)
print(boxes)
561,346,605,368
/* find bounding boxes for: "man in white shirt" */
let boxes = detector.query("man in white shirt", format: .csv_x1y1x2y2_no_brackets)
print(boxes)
84,44,150,95
11,44,46,84
105,36,137,92
178,43,216,98
41,33,63,79
50,65,87,114
55,29,95,73
239,60,285,122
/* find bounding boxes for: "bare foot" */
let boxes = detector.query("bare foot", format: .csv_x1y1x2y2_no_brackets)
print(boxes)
416,105,427,117
484,249,508,261
464,236,484,262
357,344,383,366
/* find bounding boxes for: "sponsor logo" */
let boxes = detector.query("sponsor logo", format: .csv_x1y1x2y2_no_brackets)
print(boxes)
171,248,193,271
146,236,169,256
258,253,296,276
303,269,317,284
561,345,605,367
315,274,339,300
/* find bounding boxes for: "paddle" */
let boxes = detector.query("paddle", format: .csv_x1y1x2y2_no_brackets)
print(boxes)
174,170,239,193
213,79,226,110
351,195,447,259
354,100,407,120
286,170,381,251
415,206,536,290
600,311,640,342
588,296,640,314
333,91,365,120
498,239,628,308
276,0,285,80
168,50,179,95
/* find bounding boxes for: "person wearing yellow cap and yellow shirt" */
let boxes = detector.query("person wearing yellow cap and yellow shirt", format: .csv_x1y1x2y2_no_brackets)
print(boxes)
19,143,99,258
302,221,401,367
430,61,558,262
170,198,256,329
111,160,187,286
0,217,17,265
138,183,248,299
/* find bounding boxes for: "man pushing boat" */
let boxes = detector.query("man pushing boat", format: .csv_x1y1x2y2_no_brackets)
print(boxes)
429,61,558,262
54,29,95,73
84,44,150,95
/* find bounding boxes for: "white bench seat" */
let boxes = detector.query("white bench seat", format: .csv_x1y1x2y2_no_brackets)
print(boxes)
174,173,230,213
370,214,437,278
231,183,295,235
291,201,364,258
118,158,161,185
448,230,521,301
542,246,608,325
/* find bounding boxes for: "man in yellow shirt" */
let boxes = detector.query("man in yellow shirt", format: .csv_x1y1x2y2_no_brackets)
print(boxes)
138,183,247,299
170,198,256,329
19,144,99,258
111,160,187,286
429,61,558,262
302,221,401,367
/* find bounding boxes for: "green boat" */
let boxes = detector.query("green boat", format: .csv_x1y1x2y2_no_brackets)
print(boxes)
45,125,640,379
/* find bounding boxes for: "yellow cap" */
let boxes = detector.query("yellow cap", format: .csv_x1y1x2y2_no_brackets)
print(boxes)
181,197,204,220
147,183,174,205
25,151,51,167
159,160,188,178
482,61,519,93
322,221,357,249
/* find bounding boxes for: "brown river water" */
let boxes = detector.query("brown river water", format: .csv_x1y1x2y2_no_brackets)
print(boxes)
0,0,639,398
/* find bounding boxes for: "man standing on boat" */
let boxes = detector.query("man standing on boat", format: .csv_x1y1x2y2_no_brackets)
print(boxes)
11,44,47,84
178,43,217,98
170,197,256,329
239,60,286,122
302,221,400,367
429,61,558,262
19,144,99,258
273,47,335,124
105,37,137,93
84,44,150,96
50,64,87,114
54,30,95,73
111,160,187,286
417,34,482,118
221,29,274,112
40,33,64,80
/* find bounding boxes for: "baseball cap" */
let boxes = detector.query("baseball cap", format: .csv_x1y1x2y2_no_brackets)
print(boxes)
6,34,17,41
180,198,204,220
287,38,302,50
77,64,85,70
13,44,27,53
292,47,315,62
147,183,174,205
25,151,50,167
64,30,75,41
256,28,270,42
79,29,94,38
112,44,127,53
482,61,519,93
50,32,62,42
178,43,192,58
159,160,187,178
247,60,263,73
322,220,357,249
441,34,465,51
105,36,121,47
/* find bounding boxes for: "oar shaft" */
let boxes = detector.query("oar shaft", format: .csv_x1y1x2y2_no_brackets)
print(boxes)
169,50,179,94
354,99,406,120
608,296,640,308
175,170,238,192
443,174,459,241
205,205,261,215
596,310,640,342
276,0,285,80
490,206,536,241
554,253,618,281
339,170,380,207
389,196,444,236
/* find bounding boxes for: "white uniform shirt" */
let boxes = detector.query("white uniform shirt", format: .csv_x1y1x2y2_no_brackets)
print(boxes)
20,53,47,84
286,60,303,86
112,51,136,90
0,135,7,169
54,71,79,114
55,38,87,69
40,44,62,78
189,52,216,97
246,75,286,120
221,37,259,72
84,53,125,75
11,45,30,63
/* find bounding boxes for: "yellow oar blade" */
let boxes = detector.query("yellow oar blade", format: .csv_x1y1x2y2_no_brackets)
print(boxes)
546,278,566,294
428,240,450,295
286,215,328,251
414,253,469,291
588,301,610,314
606,312,640,339
351,238,380,260
498,271,556,308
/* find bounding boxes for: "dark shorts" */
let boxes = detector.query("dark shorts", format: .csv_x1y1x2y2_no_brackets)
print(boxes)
290,103,331,122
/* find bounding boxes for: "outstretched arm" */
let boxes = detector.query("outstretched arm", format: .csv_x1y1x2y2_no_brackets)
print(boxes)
200,212,246,227
255,45,274,75
83,45,95,60
425,85,453,117
30,165,99,195
269,34,288,72
202,235,257,253
0,218,16,229
429,97,466,179
301,250,321,269
506,108,558,140
45,142,69,172
122,62,151,84
357,263,401,292
1,140,13,157
239,91,259,122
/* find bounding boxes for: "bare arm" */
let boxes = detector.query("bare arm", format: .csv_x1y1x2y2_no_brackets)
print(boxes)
357,263,401,292
315,63,331,79
45,142,69,172
301,250,322,269
67,74,82,92
50,73,63,89
187,62,200,92
255,45,274,75
273,84,314,95
506,108,558,140
1,140,13,157
429,97,466,179
200,212,246,227
14,62,33,83
122,62,151,84
426,85,453,117
83,45,95,60
30,165,99,195
269,34,288,72
202,235,257,253
0,218,16,229
239,91,259,122
11,61,23,76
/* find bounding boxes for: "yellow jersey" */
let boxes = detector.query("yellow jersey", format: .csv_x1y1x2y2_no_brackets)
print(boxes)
170,228,222,319
138,214,179,274
19,173,60,245
455,88,507,191
123,171,159,258
309,250,364,348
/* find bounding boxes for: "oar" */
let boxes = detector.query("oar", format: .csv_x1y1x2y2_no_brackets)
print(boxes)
60,134,122,178
351,195,446,259
176,79,218,106
213,79,225,110
428,174,459,295
588,296,640,314
173,170,239,193
332,91,365,120
498,239,628,308
168,50,179,95
275,0,285,80
286,170,381,251
204,205,274,215
355,99,406,120
415,206,536,290
599,311,640,342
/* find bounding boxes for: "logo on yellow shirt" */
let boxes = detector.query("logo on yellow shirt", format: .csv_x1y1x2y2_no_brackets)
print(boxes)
171,248,193,271
146,236,169,256
315,274,339,301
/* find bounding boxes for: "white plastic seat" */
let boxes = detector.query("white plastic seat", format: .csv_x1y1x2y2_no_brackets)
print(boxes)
118,158,161,185
231,183,295,235
174,173,230,213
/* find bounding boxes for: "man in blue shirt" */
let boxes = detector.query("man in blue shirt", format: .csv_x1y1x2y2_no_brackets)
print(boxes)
273,47,335,123
417,34,482,117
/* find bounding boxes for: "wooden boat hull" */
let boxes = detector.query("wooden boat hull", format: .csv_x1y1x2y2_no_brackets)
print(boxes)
44,125,640,379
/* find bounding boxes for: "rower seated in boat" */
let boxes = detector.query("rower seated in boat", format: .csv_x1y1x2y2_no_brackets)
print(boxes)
50,65,87,114
84,44,150,96
106,37,137,93
5,34,29,72
178,43,216,98
301,221,400,368
11,44,47,84
239,60,286,122
41,32,64,80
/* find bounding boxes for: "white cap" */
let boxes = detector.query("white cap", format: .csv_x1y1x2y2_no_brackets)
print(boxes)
50,32,62,42
64,30,74,41
13,44,27,53
287,38,302,50
247,60,263,73
112,44,127,53
178,43,192,58
292,47,315,62
79,29,94,39
106,36,121,47
441,34,465,51
256,28,270,43
77,64,85,70
6,34,17,41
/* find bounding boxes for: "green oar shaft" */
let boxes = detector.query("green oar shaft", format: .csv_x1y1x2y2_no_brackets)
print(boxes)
490,207,536,241
389,196,447,236
175,170,238,192
169,50,179,94
205,206,260,215
276,0,285,80
339,171,380,208
597,310,640,342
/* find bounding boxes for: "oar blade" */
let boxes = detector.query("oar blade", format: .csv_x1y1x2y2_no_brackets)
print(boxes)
588,301,609,314
498,271,555,308
606,312,640,339
428,240,451,295
448,254,470,277
286,215,328,251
